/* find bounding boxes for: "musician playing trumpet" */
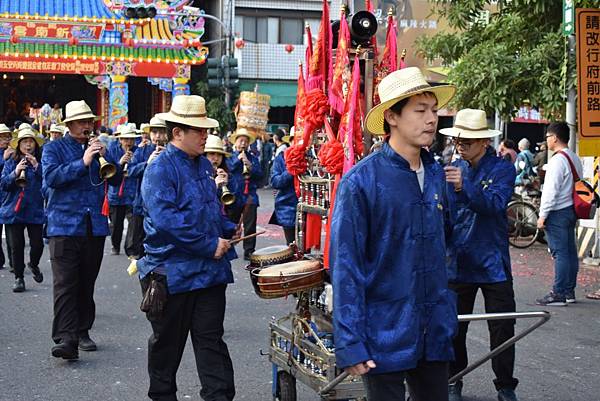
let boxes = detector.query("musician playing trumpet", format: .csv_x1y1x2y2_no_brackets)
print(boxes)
106,124,140,256
205,135,235,206
127,116,168,260
42,100,122,360
0,125,45,293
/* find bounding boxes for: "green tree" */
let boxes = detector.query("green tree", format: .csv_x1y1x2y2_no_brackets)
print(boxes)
415,0,600,120
193,81,238,134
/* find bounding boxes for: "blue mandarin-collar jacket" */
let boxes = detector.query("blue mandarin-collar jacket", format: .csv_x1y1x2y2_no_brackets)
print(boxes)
0,157,45,225
447,147,516,284
106,143,138,206
41,133,122,237
269,152,297,228
0,148,7,203
137,144,238,294
227,150,263,208
330,143,457,374
127,144,155,216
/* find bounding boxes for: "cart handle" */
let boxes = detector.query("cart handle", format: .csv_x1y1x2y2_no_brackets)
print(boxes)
318,311,550,395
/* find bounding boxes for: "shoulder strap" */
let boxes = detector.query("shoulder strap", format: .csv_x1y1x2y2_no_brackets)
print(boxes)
557,150,580,181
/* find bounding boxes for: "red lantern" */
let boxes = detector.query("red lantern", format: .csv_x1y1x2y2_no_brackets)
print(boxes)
68,35,79,46
285,44,294,53
10,35,18,44
235,39,245,49
182,39,190,48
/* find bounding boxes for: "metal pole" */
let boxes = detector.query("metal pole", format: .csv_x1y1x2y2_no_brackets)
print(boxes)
567,34,577,152
363,49,374,156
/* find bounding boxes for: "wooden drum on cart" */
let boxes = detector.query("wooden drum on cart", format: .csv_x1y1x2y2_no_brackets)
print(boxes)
251,259,324,299
248,245,295,269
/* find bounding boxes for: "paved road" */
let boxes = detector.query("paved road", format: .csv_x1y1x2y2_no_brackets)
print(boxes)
1,188,600,401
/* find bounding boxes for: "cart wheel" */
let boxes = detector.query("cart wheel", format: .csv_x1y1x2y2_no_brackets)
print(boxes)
277,371,297,401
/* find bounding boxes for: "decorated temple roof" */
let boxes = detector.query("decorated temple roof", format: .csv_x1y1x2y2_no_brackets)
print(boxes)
0,0,115,19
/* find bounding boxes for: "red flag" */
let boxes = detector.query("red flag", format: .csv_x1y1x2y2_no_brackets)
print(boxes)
293,63,306,145
305,25,313,79
340,53,363,173
307,0,332,91
380,12,398,74
328,9,350,115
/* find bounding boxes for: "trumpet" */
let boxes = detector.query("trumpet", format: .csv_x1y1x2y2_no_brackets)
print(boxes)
122,144,133,177
85,130,116,180
213,164,236,206
240,150,251,178
16,169,27,188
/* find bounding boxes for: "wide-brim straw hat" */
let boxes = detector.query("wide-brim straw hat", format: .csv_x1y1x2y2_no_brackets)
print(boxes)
10,127,45,149
148,116,167,129
365,67,456,135
439,109,501,139
204,134,231,156
157,95,219,129
139,123,150,134
230,127,256,145
116,123,141,138
282,126,295,144
62,100,99,123
49,123,64,134
0,123,11,135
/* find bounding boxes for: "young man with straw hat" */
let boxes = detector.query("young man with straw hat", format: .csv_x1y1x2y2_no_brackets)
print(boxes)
330,67,457,401
106,124,140,256
48,124,65,141
0,126,45,292
127,115,168,259
0,123,14,272
441,109,518,401
42,100,122,360
226,127,263,260
137,95,238,401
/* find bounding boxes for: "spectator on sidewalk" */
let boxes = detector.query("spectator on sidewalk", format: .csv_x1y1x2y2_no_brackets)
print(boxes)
498,139,518,164
536,122,582,306
515,138,535,185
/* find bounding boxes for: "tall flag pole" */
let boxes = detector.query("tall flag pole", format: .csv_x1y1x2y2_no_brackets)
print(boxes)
340,51,363,173
305,24,314,79
329,5,351,115
307,0,332,92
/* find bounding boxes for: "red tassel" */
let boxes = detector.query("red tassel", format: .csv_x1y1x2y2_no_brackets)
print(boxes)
14,189,24,213
244,178,250,195
102,181,109,216
118,177,125,198
304,213,322,252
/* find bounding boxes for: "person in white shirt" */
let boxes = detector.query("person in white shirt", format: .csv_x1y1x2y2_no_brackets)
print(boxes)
536,122,582,306
273,129,289,157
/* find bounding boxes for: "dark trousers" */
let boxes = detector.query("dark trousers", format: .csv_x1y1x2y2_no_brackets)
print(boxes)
0,223,15,269
449,281,519,391
6,224,44,279
362,360,449,401
144,283,235,401
128,213,145,259
109,205,134,255
227,203,258,257
283,227,295,245
50,235,105,344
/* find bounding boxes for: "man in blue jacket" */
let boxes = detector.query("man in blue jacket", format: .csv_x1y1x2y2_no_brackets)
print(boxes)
107,124,139,256
441,109,519,401
137,95,238,401
0,124,14,271
330,67,457,401
42,100,122,360
226,127,263,260
127,116,167,259
269,145,297,245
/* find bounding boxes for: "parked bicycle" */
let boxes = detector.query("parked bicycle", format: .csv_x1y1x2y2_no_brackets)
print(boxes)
507,178,543,248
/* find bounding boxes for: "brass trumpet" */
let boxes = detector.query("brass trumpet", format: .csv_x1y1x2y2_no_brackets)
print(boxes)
213,164,236,206
85,130,116,180
15,169,27,188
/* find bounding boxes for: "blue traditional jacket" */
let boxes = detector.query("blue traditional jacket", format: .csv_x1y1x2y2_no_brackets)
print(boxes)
269,152,297,228
227,150,263,208
447,147,516,284
137,144,238,294
0,157,45,225
41,133,122,237
106,143,138,206
0,147,7,206
127,144,155,216
330,143,457,374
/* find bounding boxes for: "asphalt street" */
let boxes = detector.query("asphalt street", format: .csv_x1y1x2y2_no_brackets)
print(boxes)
1,188,600,401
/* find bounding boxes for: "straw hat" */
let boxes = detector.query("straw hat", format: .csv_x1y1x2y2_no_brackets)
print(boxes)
49,123,64,134
116,123,141,138
62,100,99,123
140,123,150,134
365,67,456,135
439,109,501,139
10,127,45,149
0,123,12,135
148,116,167,129
282,126,294,144
157,95,219,129
230,127,256,145
204,135,231,156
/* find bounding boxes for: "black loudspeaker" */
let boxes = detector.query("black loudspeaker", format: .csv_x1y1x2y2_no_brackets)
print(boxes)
136,7,148,19
331,20,340,49
349,11,378,46
125,7,136,19
147,7,157,18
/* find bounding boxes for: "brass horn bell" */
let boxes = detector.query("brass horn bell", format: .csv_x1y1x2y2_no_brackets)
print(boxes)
15,170,27,188
220,185,236,206
98,156,117,180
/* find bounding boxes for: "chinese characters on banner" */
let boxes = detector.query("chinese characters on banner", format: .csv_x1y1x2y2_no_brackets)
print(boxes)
577,9,600,139
8,22,104,40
